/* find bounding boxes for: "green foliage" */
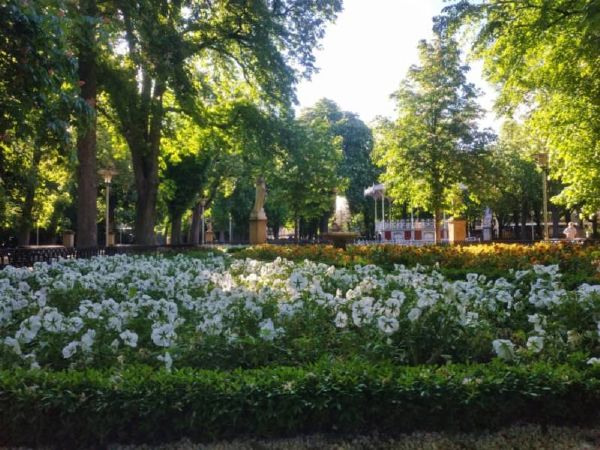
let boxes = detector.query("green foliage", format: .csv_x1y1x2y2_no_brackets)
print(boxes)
0,361,599,446
273,116,343,227
300,99,379,235
372,35,492,236
439,0,600,214
0,0,81,143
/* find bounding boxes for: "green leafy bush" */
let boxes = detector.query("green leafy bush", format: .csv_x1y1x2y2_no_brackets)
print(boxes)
1,361,599,447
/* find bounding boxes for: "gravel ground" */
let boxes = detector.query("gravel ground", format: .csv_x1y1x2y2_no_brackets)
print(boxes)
108,425,600,450
4,425,600,449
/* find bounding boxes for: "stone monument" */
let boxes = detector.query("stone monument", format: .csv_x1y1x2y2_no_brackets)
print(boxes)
482,208,493,241
249,177,268,244
205,221,214,244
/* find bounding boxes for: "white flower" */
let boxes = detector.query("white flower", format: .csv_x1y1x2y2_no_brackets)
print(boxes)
151,323,176,347
16,316,42,343
43,310,64,333
527,336,544,353
80,329,96,352
119,330,138,348
334,311,348,328
288,272,308,291
390,290,406,301
587,357,600,365
408,308,421,322
259,318,282,341
492,339,515,361
157,352,173,371
377,316,399,335
62,341,78,359
4,336,21,355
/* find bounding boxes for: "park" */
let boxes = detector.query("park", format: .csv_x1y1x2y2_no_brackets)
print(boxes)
1,0,600,448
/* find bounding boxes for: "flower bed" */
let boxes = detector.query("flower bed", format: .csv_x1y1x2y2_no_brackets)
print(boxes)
235,243,600,288
2,252,600,445
2,253,600,370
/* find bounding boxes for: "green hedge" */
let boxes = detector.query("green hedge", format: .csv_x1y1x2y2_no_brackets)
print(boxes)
1,361,599,446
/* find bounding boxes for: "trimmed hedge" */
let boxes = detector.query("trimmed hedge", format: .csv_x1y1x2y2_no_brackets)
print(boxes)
1,361,599,446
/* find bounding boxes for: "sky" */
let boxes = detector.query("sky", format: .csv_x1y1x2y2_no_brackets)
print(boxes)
296,0,500,131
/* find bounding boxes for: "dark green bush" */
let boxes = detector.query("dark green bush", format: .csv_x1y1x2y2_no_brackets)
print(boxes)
1,361,599,447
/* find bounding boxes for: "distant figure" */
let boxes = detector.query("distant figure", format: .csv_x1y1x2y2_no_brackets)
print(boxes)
563,222,578,240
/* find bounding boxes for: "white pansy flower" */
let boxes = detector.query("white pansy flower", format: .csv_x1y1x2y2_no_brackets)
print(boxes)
44,311,65,332
527,336,544,353
4,337,22,355
408,308,421,322
377,316,399,335
151,323,176,347
80,329,96,352
492,339,515,361
157,352,173,371
119,330,138,348
334,311,348,328
62,341,78,359
16,316,42,343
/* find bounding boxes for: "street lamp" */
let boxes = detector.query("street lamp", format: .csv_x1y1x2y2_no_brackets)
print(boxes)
535,152,549,240
99,166,118,247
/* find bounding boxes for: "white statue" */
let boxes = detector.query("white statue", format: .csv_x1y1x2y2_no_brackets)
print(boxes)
250,176,267,220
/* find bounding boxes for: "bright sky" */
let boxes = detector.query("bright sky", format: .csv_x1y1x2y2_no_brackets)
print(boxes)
296,0,500,131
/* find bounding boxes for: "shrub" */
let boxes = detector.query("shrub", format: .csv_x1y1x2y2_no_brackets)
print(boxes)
0,361,599,446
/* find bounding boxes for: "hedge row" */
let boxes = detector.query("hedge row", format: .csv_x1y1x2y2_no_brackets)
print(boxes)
1,361,599,446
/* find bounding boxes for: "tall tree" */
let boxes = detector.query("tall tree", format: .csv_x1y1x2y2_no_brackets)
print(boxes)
0,1,81,245
274,116,343,241
301,99,378,235
100,0,342,244
74,0,100,248
439,0,600,215
372,36,491,242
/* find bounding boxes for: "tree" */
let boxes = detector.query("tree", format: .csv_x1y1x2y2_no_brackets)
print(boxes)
481,121,542,240
439,0,600,215
300,99,378,236
0,1,82,245
274,116,343,241
73,0,101,248
100,0,342,244
373,36,491,242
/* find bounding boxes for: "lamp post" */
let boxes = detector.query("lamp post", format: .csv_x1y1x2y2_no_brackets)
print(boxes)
99,166,118,247
535,152,550,240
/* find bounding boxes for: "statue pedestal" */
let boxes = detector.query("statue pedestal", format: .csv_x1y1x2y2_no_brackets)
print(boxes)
448,218,467,243
249,217,267,244
205,231,214,244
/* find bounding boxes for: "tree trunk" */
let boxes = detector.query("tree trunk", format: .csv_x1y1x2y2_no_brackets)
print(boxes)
128,81,165,245
551,205,560,238
592,214,598,238
533,209,541,241
521,205,529,242
434,208,442,244
75,0,98,249
190,202,202,245
17,147,43,246
170,213,183,245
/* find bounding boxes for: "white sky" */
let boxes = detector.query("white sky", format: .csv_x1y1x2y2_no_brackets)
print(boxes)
296,0,500,131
